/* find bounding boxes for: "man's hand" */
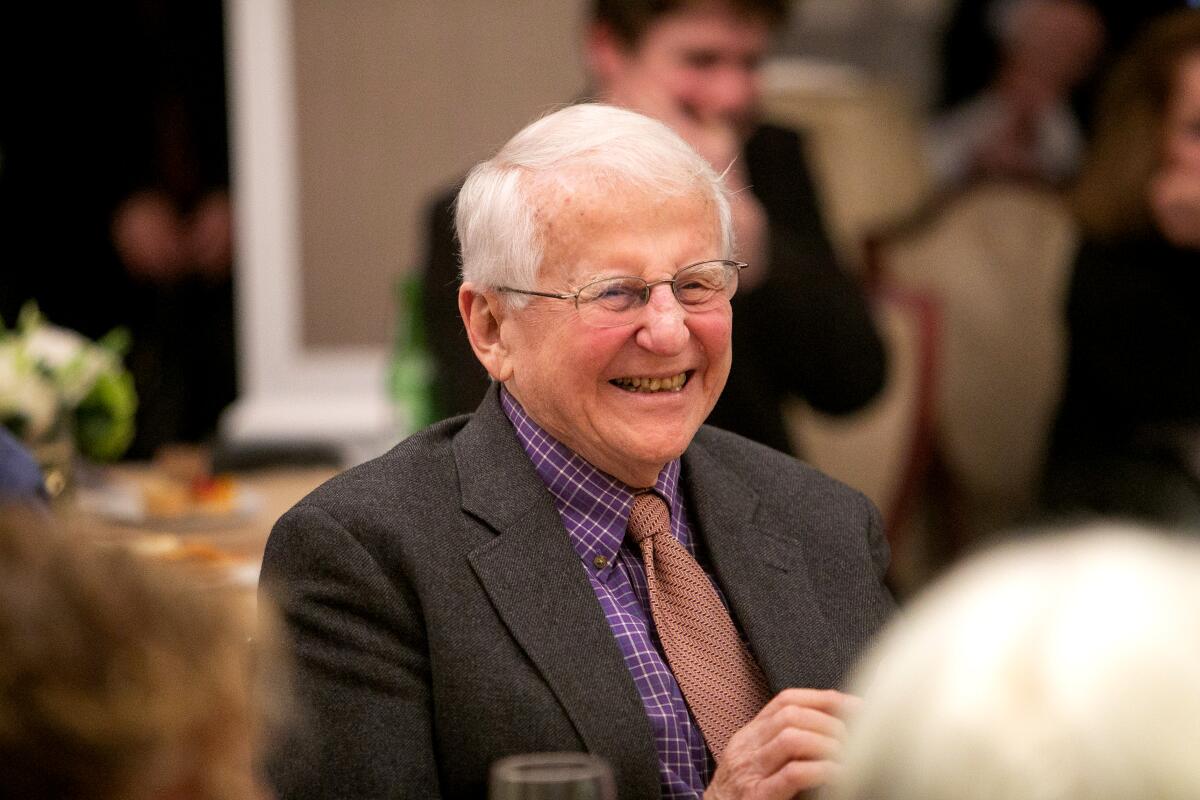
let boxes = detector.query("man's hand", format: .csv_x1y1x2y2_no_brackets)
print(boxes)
188,190,234,279
112,189,235,283
704,688,857,800
112,191,188,281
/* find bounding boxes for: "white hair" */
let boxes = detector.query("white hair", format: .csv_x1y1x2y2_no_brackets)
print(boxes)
826,525,1200,800
454,103,734,297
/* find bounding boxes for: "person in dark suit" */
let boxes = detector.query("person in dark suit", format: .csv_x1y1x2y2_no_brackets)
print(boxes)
423,0,886,456
263,104,893,799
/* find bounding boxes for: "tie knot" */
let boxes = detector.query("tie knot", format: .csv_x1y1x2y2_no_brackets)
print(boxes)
627,492,671,544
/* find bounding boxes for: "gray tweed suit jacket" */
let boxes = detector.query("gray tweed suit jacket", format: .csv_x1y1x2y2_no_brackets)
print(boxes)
260,385,893,799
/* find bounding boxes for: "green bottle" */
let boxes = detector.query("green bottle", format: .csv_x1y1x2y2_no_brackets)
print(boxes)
388,273,435,436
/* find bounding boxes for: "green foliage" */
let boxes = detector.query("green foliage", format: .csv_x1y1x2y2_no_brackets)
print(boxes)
0,303,138,462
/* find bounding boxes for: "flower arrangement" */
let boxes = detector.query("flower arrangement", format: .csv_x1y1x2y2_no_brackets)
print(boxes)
0,304,137,462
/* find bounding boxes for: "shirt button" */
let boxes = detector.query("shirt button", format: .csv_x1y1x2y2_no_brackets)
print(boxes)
592,555,609,569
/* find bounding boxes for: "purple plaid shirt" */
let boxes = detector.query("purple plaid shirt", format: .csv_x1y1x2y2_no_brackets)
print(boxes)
501,388,713,799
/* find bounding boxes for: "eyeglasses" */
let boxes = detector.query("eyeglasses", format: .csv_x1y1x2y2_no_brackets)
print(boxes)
495,259,747,329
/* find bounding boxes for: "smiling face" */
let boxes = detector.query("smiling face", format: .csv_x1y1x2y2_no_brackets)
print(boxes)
597,2,772,131
490,177,732,487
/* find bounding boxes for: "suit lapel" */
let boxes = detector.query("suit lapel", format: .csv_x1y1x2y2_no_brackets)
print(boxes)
453,388,660,797
682,437,842,690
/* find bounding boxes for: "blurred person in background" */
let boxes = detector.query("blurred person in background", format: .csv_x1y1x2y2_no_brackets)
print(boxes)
0,2,236,459
928,0,1106,188
822,525,1200,800
937,0,1190,132
1042,10,1200,528
0,508,286,799
423,0,886,457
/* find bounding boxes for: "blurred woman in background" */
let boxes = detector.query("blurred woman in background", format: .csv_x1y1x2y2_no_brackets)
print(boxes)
1042,10,1200,528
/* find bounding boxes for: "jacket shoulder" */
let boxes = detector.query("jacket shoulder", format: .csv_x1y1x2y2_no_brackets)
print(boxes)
693,424,846,487
280,414,469,532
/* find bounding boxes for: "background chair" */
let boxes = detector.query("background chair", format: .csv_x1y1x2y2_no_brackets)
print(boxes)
786,179,1080,594
761,57,934,273
785,285,939,594
867,180,1080,585
762,57,940,591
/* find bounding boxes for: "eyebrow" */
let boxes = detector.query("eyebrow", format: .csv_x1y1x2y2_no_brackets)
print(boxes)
576,270,623,285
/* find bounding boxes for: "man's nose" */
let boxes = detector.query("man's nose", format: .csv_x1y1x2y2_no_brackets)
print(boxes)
634,283,689,354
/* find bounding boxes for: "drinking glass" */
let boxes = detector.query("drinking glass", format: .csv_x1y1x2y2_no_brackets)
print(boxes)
488,752,616,800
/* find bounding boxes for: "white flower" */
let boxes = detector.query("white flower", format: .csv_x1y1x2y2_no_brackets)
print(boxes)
0,342,60,441
26,325,118,406
24,324,87,369
1,306,137,460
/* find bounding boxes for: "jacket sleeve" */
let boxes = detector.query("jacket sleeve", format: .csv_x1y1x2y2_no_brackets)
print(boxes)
742,125,887,415
259,503,442,799
863,492,897,623
741,226,887,414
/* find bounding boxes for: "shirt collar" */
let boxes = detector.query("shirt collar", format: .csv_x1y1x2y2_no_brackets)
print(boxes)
500,386,682,567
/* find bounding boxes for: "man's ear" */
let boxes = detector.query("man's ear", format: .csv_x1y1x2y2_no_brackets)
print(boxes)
459,283,514,383
584,21,628,89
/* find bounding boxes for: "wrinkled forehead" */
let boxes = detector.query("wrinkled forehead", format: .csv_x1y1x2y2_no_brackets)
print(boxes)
524,167,721,269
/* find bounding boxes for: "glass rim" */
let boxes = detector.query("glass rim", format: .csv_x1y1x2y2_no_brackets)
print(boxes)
489,751,613,784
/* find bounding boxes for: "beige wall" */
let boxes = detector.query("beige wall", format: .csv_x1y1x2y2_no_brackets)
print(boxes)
293,0,587,347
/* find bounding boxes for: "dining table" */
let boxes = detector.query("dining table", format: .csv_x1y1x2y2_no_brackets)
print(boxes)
64,460,339,605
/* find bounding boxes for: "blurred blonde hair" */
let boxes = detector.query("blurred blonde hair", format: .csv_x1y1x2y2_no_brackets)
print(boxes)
0,507,288,800
827,525,1200,800
1072,10,1200,239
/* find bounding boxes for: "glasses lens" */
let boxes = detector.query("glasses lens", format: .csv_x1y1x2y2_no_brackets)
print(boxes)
577,277,645,327
675,261,736,306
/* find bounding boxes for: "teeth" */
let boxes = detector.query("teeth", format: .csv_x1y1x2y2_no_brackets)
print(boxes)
611,372,688,393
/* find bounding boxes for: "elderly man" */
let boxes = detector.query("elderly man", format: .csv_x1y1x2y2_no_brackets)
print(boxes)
423,0,886,457
262,105,892,800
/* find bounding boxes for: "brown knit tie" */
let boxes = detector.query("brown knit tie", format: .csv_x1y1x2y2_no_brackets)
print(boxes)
627,492,771,761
